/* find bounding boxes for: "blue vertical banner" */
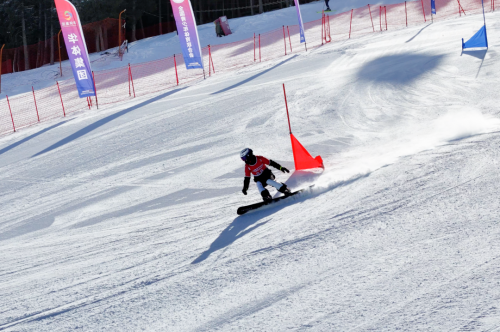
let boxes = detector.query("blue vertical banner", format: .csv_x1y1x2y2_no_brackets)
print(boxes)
170,0,204,69
294,0,306,43
431,0,436,15
54,0,95,98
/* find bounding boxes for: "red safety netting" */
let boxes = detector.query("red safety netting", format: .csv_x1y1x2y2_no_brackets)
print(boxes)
0,0,495,137
0,98,15,134
210,37,255,71
34,85,69,122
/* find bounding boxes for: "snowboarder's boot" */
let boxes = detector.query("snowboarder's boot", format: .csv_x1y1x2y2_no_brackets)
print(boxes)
261,189,272,203
325,8,332,11
278,184,292,197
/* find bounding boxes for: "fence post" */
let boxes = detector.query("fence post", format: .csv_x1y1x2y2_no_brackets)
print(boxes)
6,95,15,132
254,33,256,62
421,0,427,22
283,26,287,56
405,1,408,26
209,45,215,75
128,64,132,96
259,34,261,62
128,64,136,98
32,86,40,122
174,54,179,85
368,5,375,32
385,6,388,30
92,71,99,110
349,9,353,38
208,47,212,76
327,15,331,42
56,82,66,117
457,0,466,15
287,26,293,52
322,12,324,45
380,6,382,31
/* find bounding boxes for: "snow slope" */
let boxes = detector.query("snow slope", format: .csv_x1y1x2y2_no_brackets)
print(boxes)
1,6,500,332
0,0,405,99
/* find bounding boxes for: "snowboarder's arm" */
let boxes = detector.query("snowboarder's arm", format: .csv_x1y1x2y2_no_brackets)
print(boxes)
269,160,290,173
242,176,250,195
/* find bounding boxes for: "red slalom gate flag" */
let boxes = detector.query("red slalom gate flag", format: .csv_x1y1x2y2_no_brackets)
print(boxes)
283,83,323,171
290,134,324,170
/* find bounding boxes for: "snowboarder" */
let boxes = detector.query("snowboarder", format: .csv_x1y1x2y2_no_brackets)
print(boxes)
240,148,291,203
325,0,331,11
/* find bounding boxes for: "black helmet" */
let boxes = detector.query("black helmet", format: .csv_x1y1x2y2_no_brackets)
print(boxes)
240,148,253,162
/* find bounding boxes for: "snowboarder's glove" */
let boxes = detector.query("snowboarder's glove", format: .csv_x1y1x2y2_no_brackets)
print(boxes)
280,166,290,173
242,177,250,195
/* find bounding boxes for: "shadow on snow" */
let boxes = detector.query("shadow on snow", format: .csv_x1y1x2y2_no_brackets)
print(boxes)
0,120,69,156
191,169,326,264
357,53,445,85
31,87,187,157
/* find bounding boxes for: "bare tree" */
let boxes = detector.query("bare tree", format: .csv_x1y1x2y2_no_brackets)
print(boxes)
50,0,54,65
21,2,30,70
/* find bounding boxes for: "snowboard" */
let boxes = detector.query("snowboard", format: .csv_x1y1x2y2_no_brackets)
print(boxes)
317,10,336,13
237,185,314,215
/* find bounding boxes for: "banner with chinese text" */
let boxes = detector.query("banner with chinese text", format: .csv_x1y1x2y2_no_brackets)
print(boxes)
170,0,204,69
294,0,306,43
54,0,95,98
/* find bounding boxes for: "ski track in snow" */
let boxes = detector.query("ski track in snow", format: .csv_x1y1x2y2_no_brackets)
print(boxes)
1,7,500,332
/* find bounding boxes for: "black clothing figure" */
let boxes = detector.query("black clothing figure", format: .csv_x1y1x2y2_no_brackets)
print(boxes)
325,0,331,11
215,19,225,38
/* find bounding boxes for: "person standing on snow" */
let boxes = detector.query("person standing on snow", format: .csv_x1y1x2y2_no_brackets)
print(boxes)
325,0,331,11
240,148,291,203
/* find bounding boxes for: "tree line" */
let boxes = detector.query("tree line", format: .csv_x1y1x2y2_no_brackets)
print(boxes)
0,0,316,71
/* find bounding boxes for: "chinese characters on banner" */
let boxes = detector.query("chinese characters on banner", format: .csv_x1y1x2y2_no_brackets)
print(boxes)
170,0,204,69
294,0,306,43
54,0,95,98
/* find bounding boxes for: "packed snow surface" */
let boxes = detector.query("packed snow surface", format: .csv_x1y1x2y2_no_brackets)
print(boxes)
1,4,500,332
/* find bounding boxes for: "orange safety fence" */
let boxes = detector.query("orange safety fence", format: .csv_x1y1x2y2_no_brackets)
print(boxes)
0,0,495,136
